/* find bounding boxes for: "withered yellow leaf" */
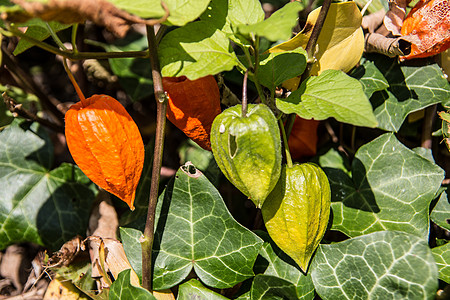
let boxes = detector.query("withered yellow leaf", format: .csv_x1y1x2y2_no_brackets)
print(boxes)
269,2,364,90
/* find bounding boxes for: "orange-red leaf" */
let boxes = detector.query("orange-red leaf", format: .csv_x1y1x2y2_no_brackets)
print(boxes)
65,95,144,210
288,116,319,160
163,75,221,150
401,0,450,59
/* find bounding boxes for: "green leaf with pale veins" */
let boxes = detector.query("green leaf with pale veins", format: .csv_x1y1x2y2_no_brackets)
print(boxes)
255,231,315,300
257,48,307,91
237,2,304,41
276,69,378,127
178,279,228,300
0,120,96,251
251,275,299,300
109,269,156,300
311,231,438,299
431,191,450,231
227,0,264,27
152,162,263,290
13,20,71,55
351,59,389,99
120,227,143,282
159,21,238,79
432,242,450,283
325,133,445,239
366,55,450,132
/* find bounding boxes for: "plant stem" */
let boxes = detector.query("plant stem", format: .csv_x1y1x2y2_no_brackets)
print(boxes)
3,92,64,133
279,118,293,168
242,70,248,117
71,24,79,54
300,0,332,82
45,22,67,50
63,59,87,106
421,105,437,149
142,25,167,292
1,47,65,123
2,28,149,60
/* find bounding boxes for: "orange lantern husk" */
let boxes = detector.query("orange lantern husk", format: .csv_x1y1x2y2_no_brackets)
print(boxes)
400,0,450,60
163,75,221,151
288,116,320,161
65,95,144,210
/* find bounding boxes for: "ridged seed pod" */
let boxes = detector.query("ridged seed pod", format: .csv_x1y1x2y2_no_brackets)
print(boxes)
262,163,331,272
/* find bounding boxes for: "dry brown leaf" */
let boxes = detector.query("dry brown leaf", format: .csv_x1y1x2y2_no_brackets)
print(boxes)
153,289,176,300
87,190,118,239
384,0,411,36
46,236,85,268
362,10,385,33
364,32,411,57
87,236,140,288
7,0,168,38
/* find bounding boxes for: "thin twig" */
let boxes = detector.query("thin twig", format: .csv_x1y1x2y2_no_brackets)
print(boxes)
421,105,437,149
242,70,248,117
300,0,332,82
141,25,167,292
2,27,149,60
63,59,87,105
3,92,64,133
1,47,65,123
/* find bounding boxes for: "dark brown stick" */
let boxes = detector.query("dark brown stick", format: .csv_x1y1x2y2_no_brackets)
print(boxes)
141,25,167,292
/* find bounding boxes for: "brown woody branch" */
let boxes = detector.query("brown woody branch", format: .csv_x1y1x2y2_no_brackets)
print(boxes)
3,92,65,133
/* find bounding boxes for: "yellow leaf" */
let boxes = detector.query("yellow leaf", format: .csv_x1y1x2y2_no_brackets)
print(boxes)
269,2,364,90
153,289,176,300
44,277,89,300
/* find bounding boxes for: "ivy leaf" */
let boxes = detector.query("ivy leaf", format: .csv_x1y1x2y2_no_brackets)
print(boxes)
159,21,238,79
431,191,450,231
276,69,378,127
350,59,389,98
251,275,299,300
109,269,156,300
432,242,450,283
366,55,450,132
257,49,307,91
178,279,228,300
13,20,70,55
0,120,95,250
152,163,263,290
120,227,143,282
316,147,351,175
237,2,304,42
256,231,315,300
326,133,445,239
311,231,438,299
